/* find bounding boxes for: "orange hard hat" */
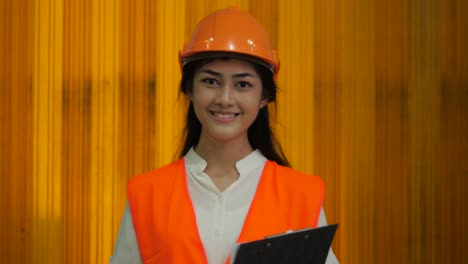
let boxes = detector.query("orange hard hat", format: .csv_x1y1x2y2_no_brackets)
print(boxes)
179,7,279,77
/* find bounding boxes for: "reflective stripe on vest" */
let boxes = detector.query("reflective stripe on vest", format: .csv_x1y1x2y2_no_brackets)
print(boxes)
128,159,325,264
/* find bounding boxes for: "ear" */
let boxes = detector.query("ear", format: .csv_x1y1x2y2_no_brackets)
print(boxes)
187,92,194,101
260,99,268,109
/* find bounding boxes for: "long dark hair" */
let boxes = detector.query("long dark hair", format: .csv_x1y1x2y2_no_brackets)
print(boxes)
178,55,290,167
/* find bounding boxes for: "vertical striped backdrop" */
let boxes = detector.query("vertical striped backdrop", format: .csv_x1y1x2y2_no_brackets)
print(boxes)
1,0,467,263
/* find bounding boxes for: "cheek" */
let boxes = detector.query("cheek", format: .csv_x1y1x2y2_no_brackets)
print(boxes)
191,98,205,117
241,93,263,112
191,91,214,122
191,86,208,106
192,94,210,111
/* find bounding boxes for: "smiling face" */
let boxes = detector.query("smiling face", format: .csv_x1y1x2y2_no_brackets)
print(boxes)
190,58,268,146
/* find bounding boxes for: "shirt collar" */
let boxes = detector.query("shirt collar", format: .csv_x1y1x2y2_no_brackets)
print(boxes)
184,147,267,178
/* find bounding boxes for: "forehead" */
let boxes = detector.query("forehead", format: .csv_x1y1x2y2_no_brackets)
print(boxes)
197,58,259,75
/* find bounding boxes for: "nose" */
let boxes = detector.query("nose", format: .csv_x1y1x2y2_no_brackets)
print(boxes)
215,84,234,106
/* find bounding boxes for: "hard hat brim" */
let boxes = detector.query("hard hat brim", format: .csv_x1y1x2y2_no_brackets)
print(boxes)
180,51,276,75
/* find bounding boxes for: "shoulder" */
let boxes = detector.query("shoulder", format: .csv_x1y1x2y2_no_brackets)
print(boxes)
267,161,325,192
262,161,326,218
128,159,185,190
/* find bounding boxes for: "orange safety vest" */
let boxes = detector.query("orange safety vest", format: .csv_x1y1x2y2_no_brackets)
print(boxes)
128,159,325,264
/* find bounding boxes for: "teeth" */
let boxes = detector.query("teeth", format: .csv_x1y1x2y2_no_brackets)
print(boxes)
214,113,236,118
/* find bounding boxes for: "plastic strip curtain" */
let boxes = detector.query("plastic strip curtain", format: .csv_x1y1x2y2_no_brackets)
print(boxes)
0,0,467,263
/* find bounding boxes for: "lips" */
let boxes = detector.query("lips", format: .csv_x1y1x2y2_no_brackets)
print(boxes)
210,111,240,121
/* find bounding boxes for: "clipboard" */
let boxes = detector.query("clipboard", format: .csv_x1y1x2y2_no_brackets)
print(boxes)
231,224,338,264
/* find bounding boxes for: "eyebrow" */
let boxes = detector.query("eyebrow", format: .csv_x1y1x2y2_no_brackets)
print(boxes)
199,69,256,78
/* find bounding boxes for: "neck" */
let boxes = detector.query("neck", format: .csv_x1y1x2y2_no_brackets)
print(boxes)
194,134,254,170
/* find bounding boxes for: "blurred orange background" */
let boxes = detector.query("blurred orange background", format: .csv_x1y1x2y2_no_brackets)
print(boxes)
1,0,466,263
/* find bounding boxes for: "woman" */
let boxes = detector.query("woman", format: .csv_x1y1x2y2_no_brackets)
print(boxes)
111,7,339,264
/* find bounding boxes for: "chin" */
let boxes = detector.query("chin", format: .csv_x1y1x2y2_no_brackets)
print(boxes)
203,128,248,143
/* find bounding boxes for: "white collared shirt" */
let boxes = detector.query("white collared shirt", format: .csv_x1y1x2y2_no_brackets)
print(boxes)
110,149,339,264
185,148,267,263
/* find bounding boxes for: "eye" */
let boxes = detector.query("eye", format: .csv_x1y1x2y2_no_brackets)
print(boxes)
201,78,219,87
236,81,252,89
